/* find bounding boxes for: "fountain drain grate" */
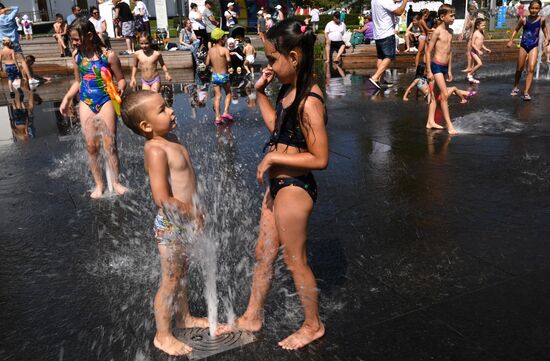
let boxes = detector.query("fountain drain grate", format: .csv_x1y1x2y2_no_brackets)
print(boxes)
176,327,256,360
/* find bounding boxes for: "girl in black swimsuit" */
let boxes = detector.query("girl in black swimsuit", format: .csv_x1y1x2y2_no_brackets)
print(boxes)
216,18,329,350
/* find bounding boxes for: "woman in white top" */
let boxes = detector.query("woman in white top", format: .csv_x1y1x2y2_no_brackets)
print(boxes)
88,6,110,47
189,2,208,47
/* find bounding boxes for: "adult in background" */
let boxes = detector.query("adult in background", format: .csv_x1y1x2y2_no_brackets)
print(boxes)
66,5,81,26
189,3,208,48
178,19,200,61
224,2,238,30
324,12,346,64
132,0,150,37
202,0,219,47
113,0,134,54
368,0,409,89
354,14,374,44
406,5,414,25
310,6,320,32
89,6,110,47
0,4,37,84
274,5,284,22
257,10,266,41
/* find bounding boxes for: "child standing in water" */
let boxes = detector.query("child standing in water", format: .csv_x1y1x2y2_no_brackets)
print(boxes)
216,18,328,350
0,38,21,98
130,35,172,92
59,18,128,198
243,37,256,77
467,18,491,84
121,90,208,357
507,0,548,101
206,27,232,124
426,4,457,134
415,9,431,68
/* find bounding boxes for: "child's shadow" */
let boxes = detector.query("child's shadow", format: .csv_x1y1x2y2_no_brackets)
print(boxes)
309,236,347,295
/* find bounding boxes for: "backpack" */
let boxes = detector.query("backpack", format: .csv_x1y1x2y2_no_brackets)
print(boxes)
351,32,364,46
23,20,32,29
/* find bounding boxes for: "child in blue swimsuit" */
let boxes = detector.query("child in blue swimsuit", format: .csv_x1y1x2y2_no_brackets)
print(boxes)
215,19,328,350
206,28,233,124
59,18,128,198
507,0,549,100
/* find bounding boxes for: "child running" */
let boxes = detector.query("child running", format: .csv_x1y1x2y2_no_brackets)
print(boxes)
59,18,128,198
243,36,256,77
426,4,458,134
507,0,548,101
120,90,208,356
216,18,328,350
403,63,476,103
467,18,491,84
206,27,232,125
0,37,21,98
130,35,172,92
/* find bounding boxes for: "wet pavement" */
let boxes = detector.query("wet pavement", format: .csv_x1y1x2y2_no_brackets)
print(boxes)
2,62,550,361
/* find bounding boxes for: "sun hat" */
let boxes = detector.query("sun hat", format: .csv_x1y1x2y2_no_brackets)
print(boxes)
211,27,229,41
227,2,234,6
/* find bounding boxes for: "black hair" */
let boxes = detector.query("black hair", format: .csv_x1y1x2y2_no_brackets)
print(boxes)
0,3,5,9
190,3,198,9
333,11,340,19
71,5,79,12
205,0,213,5
529,0,542,8
55,13,63,19
244,36,251,43
415,63,427,79
266,18,318,137
474,17,484,31
25,54,36,64
69,17,106,54
89,6,99,13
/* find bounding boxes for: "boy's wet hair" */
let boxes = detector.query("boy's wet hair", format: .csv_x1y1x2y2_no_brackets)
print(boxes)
25,54,35,64
2,37,12,48
69,18,106,53
121,90,157,136
244,36,251,43
474,17,484,30
529,0,542,8
266,18,318,136
438,4,455,18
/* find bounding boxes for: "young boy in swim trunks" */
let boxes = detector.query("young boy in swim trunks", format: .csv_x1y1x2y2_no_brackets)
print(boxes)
120,90,208,357
426,4,458,135
243,37,256,77
130,35,172,92
0,37,21,98
206,27,232,124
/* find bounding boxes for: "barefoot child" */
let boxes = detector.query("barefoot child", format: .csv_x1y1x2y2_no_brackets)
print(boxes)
121,90,208,356
206,27,232,124
507,0,548,101
467,18,491,84
403,63,476,103
130,35,172,92
415,9,431,68
59,18,128,198
53,14,68,57
25,55,52,83
0,37,21,98
216,18,328,350
426,4,458,134
243,36,256,76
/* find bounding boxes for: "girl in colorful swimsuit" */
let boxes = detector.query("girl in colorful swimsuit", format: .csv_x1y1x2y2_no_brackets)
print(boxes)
403,63,476,103
130,34,172,92
59,18,128,198
507,0,549,101
215,18,328,350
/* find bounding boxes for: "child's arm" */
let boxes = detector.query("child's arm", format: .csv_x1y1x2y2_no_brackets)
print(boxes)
60,52,82,115
257,91,328,184
255,68,277,132
61,23,67,36
225,48,231,64
447,51,453,82
405,22,413,36
507,18,524,47
205,49,211,66
403,79,418,100
482,43,491,53
108,50,127,94
146,146,197,219
130,53,139,88
542,18,549,47
425,29,438,79
157,53,172,81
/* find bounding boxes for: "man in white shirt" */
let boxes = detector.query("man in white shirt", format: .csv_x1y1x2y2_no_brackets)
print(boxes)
310,7,320,32
225,2,237,29
324,12,347,63
369,0,409,89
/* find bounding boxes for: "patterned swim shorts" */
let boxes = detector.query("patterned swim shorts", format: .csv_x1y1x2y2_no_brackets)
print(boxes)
153,213,187,246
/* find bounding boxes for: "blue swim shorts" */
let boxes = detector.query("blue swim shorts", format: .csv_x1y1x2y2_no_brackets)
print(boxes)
431,60,449,75
153,213,187,246
211,72,229,86
4,64,21,81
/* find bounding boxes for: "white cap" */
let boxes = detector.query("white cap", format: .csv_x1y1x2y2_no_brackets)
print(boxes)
22,14,29,20
227,2,235,6
257,10,263,14
275,5,282,9
227,37,235,44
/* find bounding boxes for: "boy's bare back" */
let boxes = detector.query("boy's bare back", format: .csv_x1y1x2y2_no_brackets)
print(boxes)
431,24,453,64
207,44,231,74
136,50,162,81
144,134,197,209
0,47,15,64
244,44,255,56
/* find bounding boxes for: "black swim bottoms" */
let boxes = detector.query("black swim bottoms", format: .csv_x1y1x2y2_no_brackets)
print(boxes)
269,172,317,202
